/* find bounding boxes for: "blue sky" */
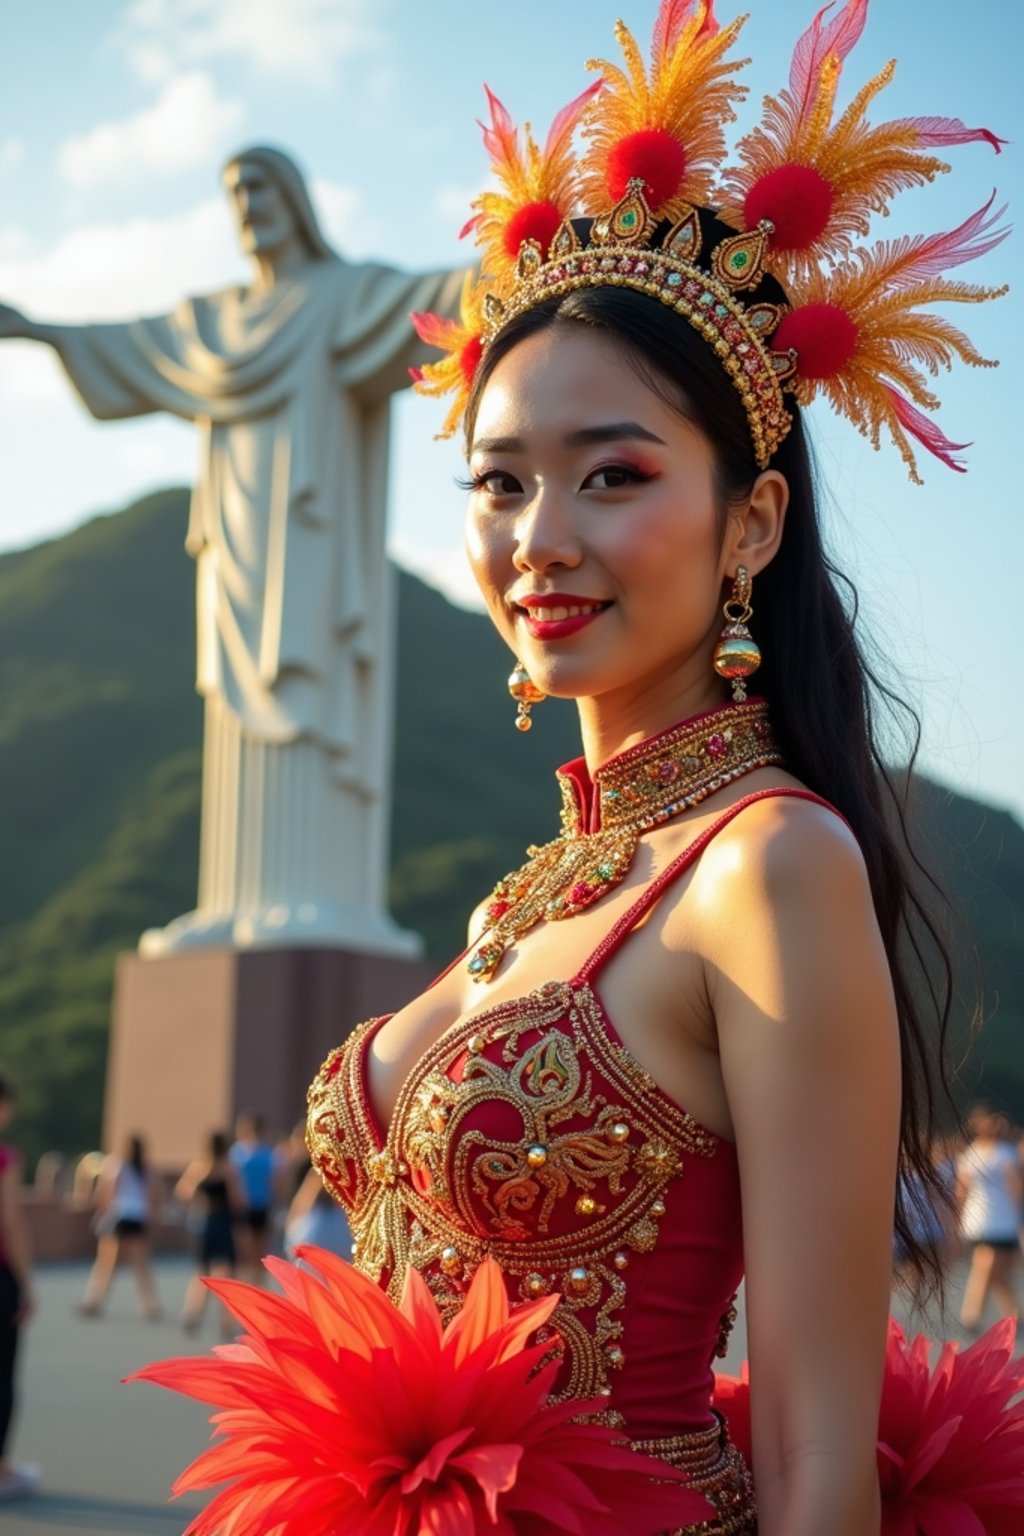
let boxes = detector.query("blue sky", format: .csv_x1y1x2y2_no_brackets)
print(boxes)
1,0,1022,818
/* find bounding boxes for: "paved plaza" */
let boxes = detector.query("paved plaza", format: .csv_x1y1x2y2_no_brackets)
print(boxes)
0,1254,998,1536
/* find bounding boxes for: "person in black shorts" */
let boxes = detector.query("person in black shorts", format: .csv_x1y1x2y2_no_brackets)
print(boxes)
175,1130,246,1337
78,1134,162,1320
229,1113,278,1284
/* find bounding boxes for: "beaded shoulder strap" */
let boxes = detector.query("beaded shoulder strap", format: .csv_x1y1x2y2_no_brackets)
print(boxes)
573,787,845,985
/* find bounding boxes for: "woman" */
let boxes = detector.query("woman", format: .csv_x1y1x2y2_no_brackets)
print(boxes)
175,1130,245,1337
0,1075,40,1500
78,1134,162,1320
956,1107,1021,1331
310,3,1008,1529
141,4,1010,1532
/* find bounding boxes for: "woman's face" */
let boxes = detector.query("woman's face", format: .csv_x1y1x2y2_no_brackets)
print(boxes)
465,324,731,707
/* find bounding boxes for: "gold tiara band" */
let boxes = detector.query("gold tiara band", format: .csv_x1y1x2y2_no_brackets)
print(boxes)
484,191,795,468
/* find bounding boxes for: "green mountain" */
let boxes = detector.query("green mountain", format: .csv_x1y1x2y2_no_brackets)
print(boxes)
0,489,1021,1166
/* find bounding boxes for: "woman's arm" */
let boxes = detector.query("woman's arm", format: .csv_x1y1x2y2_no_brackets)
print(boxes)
0,1154,34,1322
174,1160,203,1204
696,798,900,1536
287,1165,322,1224
93,1155,118,1213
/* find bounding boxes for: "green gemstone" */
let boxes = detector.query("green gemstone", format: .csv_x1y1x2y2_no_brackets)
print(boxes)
621,211,637,228
730,252,748,270
698,292,714,306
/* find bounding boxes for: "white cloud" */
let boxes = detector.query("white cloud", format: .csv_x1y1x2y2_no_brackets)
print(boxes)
388,535,485,614
434,183,485,226
0,228,30,261
310,177,380,258
0,197,245,326
59,72,244,190
116,0,382,90
0,177,376,404
0,345,69,407
0,138,25,169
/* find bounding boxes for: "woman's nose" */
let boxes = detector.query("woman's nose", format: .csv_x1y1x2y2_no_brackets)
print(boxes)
512,488,582,573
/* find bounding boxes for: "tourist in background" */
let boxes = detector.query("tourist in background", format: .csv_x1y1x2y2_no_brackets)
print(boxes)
175,1130,245,1338
0,1074,39,1500
957,1106,1021,1332
282,1120,351,1263
78,1133,162,1320
229,1112,277,1284
894,1135,958,1291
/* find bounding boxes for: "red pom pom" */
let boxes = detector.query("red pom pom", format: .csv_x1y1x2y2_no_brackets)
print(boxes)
744,165,834,252
459,334,483,391
502,200,564,261
607,130,687,209
774,303,859,380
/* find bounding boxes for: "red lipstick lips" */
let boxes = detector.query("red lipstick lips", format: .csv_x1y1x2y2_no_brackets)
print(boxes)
515,593,612,641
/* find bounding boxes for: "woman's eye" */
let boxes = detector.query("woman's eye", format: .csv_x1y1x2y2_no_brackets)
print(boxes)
582,464,652,490
459,469,523,496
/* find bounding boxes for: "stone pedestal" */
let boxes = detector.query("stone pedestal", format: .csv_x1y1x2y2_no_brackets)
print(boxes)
104,946,434,1168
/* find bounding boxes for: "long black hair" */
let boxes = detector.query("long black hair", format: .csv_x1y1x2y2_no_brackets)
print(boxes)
464,270,965,1293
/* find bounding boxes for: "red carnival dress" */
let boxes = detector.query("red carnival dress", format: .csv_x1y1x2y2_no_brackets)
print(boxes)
307,787,827,1534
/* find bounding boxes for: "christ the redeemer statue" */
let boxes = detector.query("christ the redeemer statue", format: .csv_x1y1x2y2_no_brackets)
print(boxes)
0,146,467,957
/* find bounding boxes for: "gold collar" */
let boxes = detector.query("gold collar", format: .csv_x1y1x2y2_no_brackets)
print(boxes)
468,697,780,983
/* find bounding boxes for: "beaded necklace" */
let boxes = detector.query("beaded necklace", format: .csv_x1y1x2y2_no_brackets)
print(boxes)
467,697,780,983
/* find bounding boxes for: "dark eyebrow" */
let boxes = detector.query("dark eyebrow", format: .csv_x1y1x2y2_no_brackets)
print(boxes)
471,421,666,456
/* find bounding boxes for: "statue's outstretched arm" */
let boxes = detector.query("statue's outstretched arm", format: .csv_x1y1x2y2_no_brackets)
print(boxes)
0,302,60,346
0,301,165,422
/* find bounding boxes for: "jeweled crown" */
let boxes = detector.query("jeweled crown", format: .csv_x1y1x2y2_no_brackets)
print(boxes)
412,0,1008,482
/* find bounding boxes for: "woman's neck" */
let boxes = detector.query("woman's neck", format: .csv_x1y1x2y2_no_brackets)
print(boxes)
575,672,730,774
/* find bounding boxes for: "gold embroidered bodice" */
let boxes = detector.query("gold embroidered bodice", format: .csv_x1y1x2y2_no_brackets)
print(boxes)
306,788,835,1535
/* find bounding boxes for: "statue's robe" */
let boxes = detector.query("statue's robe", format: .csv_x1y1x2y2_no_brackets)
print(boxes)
56,256,467,952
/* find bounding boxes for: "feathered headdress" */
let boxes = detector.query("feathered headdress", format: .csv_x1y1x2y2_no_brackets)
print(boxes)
413,0,1007,482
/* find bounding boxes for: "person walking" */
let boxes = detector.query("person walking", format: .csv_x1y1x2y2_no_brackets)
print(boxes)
229,1113,277,1284
957,1107,1022,1332
175,1130,244,1337
0,1075,40,1501
284,1146,351,1264
78,1134,162,1320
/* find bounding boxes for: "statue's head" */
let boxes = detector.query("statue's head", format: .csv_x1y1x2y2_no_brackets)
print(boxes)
221,145,335,263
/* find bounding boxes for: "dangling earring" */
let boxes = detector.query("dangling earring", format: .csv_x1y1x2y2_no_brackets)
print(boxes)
713,566,762,703
508,661,546,731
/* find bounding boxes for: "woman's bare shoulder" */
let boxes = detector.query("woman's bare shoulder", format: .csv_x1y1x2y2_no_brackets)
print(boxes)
689,787,868,919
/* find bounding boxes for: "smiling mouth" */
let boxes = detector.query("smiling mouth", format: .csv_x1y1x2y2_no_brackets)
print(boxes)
515,600,612,621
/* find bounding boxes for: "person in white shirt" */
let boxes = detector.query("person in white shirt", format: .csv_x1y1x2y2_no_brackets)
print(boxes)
956,1107,1022,1332
78,1134,162,1320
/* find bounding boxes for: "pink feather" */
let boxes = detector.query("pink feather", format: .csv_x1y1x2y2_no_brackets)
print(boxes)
652,0,720,57
885,387,970,473
881,192,1010,290
543,79,603,161
788,0,869,124
653,0,694,58
892,116,1007,154
478,85,519,170
696,0,721,41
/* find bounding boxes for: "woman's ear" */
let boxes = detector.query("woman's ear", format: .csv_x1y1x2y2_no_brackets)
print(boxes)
722,469,789,579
